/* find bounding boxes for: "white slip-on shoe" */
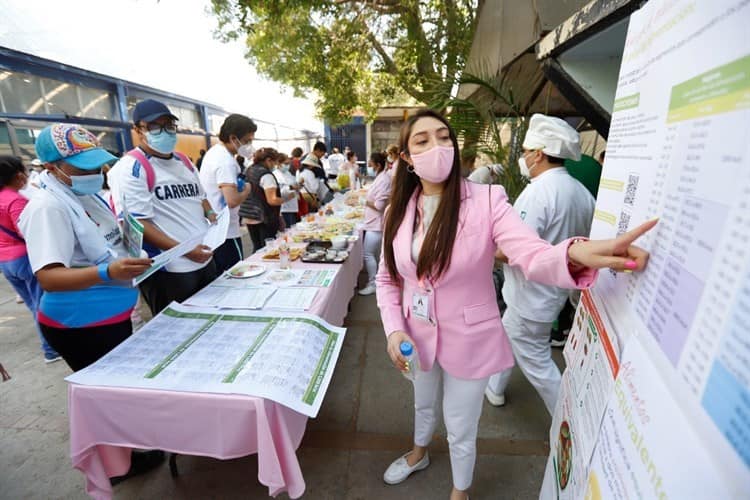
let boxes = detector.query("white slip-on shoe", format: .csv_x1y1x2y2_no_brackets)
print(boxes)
383,451,430,485
484,387,506,407
358,283,376,296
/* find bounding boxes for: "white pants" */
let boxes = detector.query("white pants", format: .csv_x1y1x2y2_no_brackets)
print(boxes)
363,230,382,284
486,307,560,415
413,362,489,491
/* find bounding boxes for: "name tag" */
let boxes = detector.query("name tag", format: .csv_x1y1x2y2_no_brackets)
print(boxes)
411,292,430,323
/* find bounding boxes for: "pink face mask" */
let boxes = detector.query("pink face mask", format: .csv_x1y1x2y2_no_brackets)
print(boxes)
409,145,455,183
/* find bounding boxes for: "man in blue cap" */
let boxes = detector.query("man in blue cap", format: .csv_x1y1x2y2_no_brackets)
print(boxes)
108,99,218,316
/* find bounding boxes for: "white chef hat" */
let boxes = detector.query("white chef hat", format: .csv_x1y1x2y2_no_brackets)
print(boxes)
522,114,581,161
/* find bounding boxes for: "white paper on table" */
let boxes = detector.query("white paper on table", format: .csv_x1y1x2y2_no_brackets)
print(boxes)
183,284,275,310
296,268,339,287
245,268,340,288
220,288,275,309
65,302,347,418
265,287,318,310
132,233,205,286
181,284,229,306
203,206,230,250
254,268,306,287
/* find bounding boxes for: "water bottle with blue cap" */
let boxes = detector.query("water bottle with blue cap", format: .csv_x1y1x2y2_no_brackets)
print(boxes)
400,341,420,381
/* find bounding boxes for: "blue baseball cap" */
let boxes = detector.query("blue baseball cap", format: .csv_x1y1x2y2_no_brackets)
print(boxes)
35,123,117,170
132,98,179,124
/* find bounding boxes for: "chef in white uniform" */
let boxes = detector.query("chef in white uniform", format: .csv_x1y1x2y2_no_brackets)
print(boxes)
485,114,596,414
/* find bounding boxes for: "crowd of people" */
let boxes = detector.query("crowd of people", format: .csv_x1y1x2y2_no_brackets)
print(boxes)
0,102,655,497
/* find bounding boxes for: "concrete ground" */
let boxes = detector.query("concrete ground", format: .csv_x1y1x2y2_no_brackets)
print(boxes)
0,235,563,499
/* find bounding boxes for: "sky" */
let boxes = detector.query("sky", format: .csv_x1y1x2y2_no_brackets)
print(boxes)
0,0,323,134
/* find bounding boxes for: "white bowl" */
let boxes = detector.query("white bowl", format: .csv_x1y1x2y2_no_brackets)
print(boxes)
331,235,348,249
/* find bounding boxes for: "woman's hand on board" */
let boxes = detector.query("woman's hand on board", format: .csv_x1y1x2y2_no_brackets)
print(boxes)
567,219,658,272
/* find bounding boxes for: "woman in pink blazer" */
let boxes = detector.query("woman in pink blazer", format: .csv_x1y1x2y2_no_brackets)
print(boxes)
376,110,655,500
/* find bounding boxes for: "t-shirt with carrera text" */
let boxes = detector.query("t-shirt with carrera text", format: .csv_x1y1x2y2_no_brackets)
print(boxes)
108,148,210,273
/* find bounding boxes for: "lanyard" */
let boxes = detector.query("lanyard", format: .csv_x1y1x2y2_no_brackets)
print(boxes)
414,194,432,290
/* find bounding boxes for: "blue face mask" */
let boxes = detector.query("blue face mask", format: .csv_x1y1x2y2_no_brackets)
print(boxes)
146,131,178,154
59,169,104,195
367,166,376,177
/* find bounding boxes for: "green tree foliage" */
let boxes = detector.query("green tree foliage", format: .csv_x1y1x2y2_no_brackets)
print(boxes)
433,68,529,202
210,0,481,124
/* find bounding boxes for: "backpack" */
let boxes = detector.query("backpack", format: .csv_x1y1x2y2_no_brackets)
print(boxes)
127,148,195,192
0,224,24,242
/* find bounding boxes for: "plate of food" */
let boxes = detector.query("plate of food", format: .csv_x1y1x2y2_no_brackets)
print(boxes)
301,248,349,263
344,209,364,219
262,247,305,261
555,420,572,490
267,269,297,282
227,263,266,278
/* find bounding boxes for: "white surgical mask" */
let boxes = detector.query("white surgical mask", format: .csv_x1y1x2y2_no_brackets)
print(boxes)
518,153,539,179
233,138,255,160
58,168,104,195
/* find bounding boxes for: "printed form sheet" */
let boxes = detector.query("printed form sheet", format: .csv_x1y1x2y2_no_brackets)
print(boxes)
220,267,339,288
66,303,346,417
546,0,750,497
183,284,276,309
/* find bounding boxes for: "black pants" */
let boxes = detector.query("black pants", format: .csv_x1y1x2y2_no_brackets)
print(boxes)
41,320,133,372
282,212,299,229
247,223,278,254
139,260,218,316
213,237,244,273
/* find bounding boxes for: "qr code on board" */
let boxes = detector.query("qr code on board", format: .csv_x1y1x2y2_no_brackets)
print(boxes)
624,174,639,206
617,210,631,236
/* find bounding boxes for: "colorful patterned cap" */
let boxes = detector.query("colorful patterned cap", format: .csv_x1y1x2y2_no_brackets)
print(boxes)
35,123,117,170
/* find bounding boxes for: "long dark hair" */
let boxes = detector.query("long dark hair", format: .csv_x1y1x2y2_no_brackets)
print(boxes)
382,109,462,282
370,152,387,173
0,156,25,189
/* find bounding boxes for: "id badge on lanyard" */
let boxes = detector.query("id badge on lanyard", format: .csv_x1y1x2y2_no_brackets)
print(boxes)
411,290,430,322
411,195,434,324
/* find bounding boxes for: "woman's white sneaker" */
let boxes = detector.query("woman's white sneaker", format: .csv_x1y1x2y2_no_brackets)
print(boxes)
383,451,430,484
358,283,377,296
484,387,506,407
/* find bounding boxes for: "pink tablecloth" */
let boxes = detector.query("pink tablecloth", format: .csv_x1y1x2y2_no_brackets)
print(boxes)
68,237,363,499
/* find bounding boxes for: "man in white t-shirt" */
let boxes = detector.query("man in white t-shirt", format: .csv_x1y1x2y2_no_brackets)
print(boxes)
108,99,218,316
326,147,345,179
199,114,255,272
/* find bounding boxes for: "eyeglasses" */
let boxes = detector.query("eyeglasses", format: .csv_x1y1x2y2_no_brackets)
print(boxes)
142,122,178,135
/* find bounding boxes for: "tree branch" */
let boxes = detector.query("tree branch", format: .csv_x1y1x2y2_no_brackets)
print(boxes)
365,29,425,102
